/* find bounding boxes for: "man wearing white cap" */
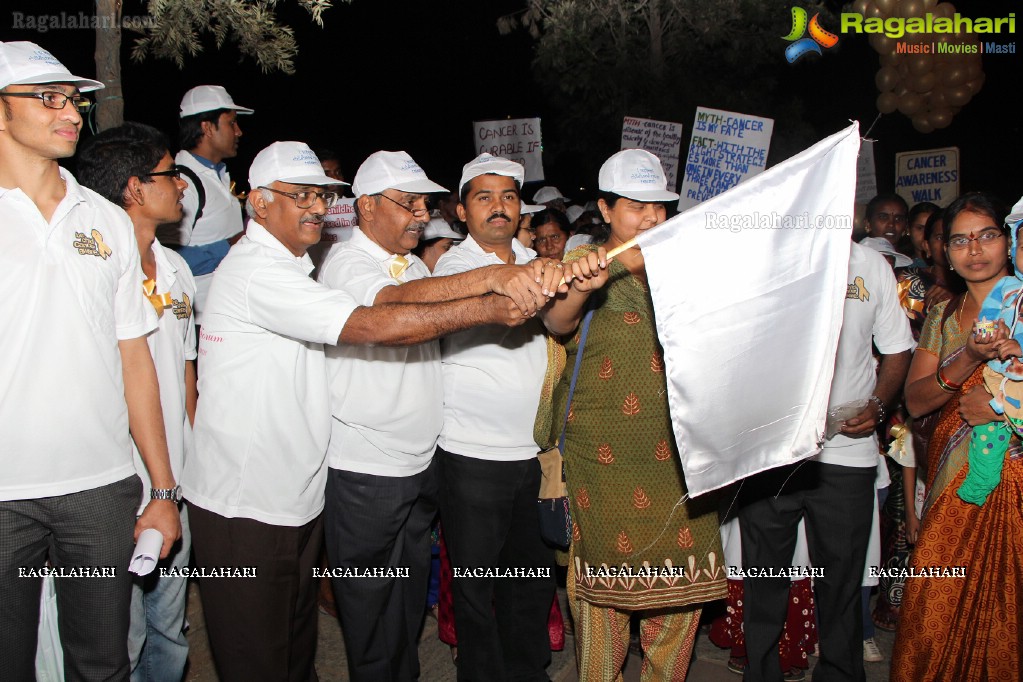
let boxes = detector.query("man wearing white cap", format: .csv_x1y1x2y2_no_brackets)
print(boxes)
181,142,539,680
434,153,566,680
533,185,569,213
318,150,564,681
170,84,254,326
0,42,180,680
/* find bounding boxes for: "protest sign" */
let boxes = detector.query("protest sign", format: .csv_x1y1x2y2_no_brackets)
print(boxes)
621,116,685,191
308,197,356,269
679,107,774,212
895,147,959,208
472,118,544,182
856,139,877,205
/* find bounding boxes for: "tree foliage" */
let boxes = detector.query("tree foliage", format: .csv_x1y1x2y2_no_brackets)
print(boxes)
132,0,340,74
501,0,843,177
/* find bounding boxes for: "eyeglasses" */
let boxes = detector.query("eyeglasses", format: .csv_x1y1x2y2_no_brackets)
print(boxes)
377,193,429,217
0,90,93,112
144,166,183,180
260,186,339,210
947,228,1005,250
873,212,907,224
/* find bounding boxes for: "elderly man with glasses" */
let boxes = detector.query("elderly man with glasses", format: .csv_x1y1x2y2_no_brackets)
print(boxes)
0,42,181,680
316,151,565,681
180,141,559,680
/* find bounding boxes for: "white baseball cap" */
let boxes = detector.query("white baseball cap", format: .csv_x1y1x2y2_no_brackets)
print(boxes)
248,141,344,189
423,217,464,241
860,237,912,268
533,186,568,204
598,149,679,202
459,153,524,196
566,205,585,223
180,85,254,118
520,201,544,215
352,151,447,197
0,41,103,92
1007,194,1023,226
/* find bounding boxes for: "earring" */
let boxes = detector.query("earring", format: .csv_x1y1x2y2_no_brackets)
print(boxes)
950,264,955,271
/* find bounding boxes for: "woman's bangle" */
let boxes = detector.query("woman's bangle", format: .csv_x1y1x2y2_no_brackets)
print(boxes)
868,395,887,423
935,368,962,393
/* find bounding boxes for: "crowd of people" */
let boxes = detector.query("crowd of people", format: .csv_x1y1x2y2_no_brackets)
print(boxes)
1,39,1020,682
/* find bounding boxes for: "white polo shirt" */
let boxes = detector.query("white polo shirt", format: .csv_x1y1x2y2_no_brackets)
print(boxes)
133,241,197,515
319,228,441,477
173,151,246,325
0,169,156,501
433,234,547,461
816,243,915,467
182,222,359,526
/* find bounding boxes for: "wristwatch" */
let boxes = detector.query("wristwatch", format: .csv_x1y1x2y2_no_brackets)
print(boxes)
151,485,182,503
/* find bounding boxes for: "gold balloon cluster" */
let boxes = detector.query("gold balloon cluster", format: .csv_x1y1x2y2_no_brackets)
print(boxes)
855,0,985,133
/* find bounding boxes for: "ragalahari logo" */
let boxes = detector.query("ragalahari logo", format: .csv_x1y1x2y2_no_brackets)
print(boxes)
782,7,839,63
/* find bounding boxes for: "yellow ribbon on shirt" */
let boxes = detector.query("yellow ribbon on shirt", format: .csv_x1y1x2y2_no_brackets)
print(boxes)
389,255,410,281
143,278,172,318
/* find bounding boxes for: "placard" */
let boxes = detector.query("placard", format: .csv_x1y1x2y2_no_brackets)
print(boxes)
472,117,544,182
679,107,774,212
621,116,685,191
855,139,877,205
895,147,959,208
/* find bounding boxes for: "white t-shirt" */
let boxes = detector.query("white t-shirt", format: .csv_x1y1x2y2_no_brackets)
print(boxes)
182,222,359,526
172,151,246,325
132,241,197,515
0,169,157,501
433,235,547,461
816,243,915,467
319,228,442,477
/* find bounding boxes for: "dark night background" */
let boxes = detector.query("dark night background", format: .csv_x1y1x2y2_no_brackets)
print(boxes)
1,0,1019,205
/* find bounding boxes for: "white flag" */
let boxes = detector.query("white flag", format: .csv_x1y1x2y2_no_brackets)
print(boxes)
636,123,859,497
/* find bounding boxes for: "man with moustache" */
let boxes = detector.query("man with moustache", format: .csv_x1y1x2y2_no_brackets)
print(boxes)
77,122,197,682
181,142,548,680
318,150,564,681
0,42,180,680
171,85,253,326
434,153,563,681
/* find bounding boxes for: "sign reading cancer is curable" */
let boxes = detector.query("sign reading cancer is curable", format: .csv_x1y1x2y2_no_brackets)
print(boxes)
621,116,685,191
473,117,544,182
679,107,774,212
895,147,959,208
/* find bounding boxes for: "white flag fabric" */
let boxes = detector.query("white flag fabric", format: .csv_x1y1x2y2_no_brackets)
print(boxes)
636,123,859,497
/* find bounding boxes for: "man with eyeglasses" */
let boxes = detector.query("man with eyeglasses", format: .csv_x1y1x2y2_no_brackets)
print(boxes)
180,141,553,679
864,193,910,248
170,84,254,330
0,42,181,680
315,150,564,681
77,121,196,682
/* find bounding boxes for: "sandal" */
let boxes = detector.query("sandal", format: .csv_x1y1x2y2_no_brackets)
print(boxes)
727,656,746,674
871,604,899,632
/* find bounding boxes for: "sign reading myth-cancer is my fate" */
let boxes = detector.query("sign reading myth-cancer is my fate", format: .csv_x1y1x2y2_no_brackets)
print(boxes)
678,107,774,212
895,147,959,208
472,117,544,182
621,116,685,191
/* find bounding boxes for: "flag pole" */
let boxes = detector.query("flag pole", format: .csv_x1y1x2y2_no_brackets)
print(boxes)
556,238,637,286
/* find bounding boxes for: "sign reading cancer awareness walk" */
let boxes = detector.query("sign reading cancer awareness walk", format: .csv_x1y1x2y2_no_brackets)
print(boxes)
472,117,544,182
678,107,774,212
855,139,877,205
621,116,685,191
638,123,859,496
895,147,959,208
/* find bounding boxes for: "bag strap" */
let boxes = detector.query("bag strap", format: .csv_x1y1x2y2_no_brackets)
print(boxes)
177,164,206,229
557,308,595,481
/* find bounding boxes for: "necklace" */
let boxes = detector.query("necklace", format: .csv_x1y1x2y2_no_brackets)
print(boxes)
957,292,969,326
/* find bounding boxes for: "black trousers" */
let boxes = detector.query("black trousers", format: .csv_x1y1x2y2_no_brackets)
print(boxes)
437,447,555,682
324,459,440,682
0,475,140,682
188,503,322,682
737,461,875,682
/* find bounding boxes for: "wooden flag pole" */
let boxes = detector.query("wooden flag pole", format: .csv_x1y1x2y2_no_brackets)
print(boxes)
556,238,638,287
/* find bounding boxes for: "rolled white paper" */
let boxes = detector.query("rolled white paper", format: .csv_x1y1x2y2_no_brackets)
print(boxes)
128,528,165,576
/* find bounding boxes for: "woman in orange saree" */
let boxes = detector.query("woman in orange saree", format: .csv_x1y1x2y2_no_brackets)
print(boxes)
892,192,1021,681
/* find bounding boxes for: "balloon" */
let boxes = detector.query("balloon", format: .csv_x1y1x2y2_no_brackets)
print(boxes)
898,0,924,18
931,89,949,108
877,92,899,114
880,51,900,67
921,0,939,9
876,66,900,91
853,0,871,15
897,92,925,116
875,0,897,16
930,108,953,129
909,55,931,76
897,61,911,79
869,34,896,54
933,3,955,19
965,73,986,95
946,85,971,106
896,83,910,97
910,71,937,93
865,4,884,18
946,67,968,86
912,114,935,133
965,58,983,80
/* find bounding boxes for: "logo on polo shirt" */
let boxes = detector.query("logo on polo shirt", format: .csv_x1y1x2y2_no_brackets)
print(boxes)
72,229,112,260
172,293,193,321
846,276,870,302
